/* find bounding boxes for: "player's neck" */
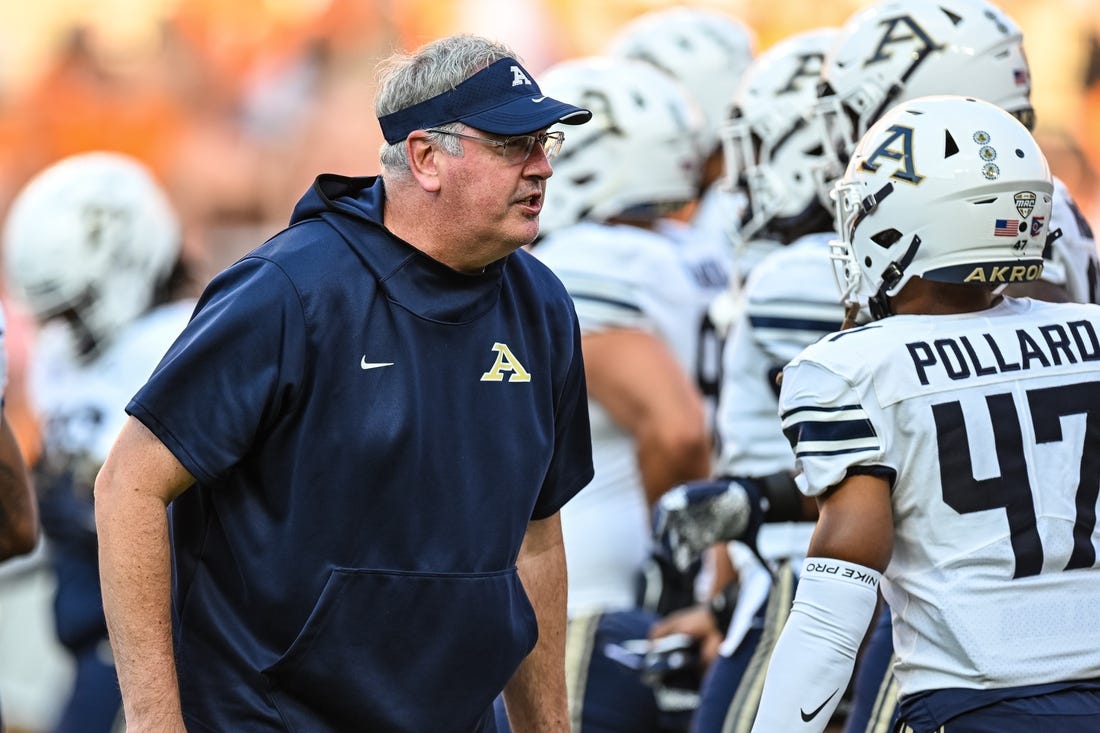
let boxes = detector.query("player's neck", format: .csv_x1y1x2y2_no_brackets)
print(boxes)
891,278,998,316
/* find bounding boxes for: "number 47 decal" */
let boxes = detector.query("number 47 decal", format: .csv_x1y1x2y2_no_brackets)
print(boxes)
933,382,1100,579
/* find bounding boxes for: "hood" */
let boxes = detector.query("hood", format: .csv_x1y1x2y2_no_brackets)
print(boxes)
290,173,385,228
285,173,515,324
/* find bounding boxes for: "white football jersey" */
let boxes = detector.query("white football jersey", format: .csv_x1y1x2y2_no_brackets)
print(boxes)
30,300,195,493
655,216,734,413
715,233,843,586
716,232,845,479
780,296,1100,696
535,221,725,614
1045,176,1099,305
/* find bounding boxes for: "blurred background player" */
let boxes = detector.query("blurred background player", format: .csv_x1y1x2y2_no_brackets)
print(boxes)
2,152,195,733
708,26,848,733
645,27,847,733
606,5,756,265
754,92,1100,733
0,315,35,563
493,54,719,733
0,299,39,733
605,5,758,423
602,11,760,655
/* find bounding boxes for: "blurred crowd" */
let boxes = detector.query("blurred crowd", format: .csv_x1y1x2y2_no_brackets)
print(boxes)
0,0,1094,269
0,0,1097,293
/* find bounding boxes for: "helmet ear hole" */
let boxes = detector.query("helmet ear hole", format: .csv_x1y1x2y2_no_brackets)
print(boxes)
945,131,960,157
871,229,903,248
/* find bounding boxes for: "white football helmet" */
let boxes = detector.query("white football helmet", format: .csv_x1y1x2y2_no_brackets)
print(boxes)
606,6,755,155
3,152,181,356
538,56,704,236
723,28,839,246
815,0,1033,203
831,95,1051,319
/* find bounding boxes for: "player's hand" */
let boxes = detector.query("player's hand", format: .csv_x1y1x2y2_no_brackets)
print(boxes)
649,604,723,668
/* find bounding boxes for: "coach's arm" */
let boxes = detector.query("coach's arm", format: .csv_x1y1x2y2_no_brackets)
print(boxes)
95,416,194,733
501,512,570,733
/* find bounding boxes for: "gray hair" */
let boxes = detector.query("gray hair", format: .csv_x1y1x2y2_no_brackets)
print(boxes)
376,34,520,174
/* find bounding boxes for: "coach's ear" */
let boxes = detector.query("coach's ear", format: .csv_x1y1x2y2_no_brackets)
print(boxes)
406,130,443,193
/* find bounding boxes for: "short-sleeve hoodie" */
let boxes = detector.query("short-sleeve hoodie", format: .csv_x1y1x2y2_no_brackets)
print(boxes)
128,174,594,732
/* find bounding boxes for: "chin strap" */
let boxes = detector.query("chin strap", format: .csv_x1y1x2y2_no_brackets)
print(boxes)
840,301,863,330
1043,225,1063,260
868,233,923,320
846,182,894,242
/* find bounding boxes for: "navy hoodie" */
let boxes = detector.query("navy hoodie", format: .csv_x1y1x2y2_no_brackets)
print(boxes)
128,175,593,732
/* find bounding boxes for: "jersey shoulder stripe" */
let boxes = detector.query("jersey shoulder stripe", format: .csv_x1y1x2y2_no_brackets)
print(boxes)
781,404,879,458
750,312,843,335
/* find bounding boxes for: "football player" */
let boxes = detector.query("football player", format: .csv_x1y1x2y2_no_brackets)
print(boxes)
606,6,756,261
811,3,1100,728
3,152,196,733
752,94,1100,733
645,28,849,733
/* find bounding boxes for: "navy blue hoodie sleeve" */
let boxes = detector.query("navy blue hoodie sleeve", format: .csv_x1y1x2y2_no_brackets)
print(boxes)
533,309,593,519
127,256,308,485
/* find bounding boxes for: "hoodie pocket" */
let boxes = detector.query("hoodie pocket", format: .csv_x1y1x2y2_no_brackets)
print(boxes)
262,566,537,733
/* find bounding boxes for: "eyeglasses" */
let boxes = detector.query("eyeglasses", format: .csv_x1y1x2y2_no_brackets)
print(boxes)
426,129,565,164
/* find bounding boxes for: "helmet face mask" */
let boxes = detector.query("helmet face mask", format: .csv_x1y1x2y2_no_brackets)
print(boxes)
832,95,1052,319
537,56,705,236
3,152,181,357
814,0,1034,205
721,28,838,245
